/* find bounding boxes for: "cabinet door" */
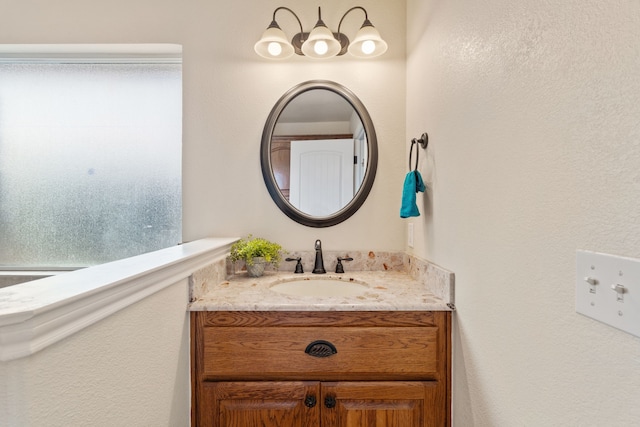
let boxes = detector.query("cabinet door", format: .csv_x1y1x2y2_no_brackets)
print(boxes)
201,381,320,427
321,382,435,427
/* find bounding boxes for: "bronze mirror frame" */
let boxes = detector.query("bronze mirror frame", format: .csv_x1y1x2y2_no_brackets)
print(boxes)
260,80,378,227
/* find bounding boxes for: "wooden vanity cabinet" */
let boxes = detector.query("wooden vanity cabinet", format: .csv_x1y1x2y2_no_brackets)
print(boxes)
191,311,451,427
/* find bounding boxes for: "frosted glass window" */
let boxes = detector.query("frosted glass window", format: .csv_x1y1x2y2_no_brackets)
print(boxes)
0,58,182,268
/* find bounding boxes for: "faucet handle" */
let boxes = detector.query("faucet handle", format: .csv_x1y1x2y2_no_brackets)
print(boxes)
335,257,353,274
286,257,304,274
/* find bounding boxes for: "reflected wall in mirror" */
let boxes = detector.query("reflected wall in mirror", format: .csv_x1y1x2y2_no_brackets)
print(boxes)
261,80,378,227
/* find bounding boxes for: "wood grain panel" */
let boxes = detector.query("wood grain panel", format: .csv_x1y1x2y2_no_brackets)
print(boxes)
203,311,437,327
202,382,320,427
321,382,426,427
202,325,439,381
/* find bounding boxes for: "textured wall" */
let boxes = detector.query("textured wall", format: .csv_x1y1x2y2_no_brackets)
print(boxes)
406,0,640,425
0,280,190,426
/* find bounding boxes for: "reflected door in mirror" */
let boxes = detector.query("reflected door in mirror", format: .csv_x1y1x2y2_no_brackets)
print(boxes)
290,139,354,216
270,133,354,204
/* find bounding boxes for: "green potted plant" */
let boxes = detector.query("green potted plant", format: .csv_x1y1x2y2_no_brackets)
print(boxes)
229,235,284,277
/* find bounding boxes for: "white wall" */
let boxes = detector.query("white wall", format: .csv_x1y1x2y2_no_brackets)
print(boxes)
406,0,640,425
0,280,190,426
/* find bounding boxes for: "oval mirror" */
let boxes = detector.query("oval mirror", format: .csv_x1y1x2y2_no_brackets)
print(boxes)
261,80,378,227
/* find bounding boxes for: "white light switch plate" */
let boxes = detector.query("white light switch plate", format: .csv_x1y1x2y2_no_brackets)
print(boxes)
576,250,640,337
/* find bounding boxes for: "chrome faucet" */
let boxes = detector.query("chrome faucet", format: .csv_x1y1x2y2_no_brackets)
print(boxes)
312,239,326,274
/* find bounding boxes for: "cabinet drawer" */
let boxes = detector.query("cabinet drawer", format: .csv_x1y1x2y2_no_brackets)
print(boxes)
201,324,440,381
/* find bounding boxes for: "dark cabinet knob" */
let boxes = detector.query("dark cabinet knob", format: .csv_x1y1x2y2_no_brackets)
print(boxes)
304,395,317,408
324,395,336,409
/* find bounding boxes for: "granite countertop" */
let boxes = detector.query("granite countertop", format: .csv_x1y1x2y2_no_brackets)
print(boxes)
189,270,452,312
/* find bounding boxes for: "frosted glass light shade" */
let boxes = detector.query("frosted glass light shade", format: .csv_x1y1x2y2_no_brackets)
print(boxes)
301,25,341,58
254,25,295,59
348,24,388,58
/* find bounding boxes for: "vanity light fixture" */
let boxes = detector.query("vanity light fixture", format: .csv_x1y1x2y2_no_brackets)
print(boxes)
254,6,388,60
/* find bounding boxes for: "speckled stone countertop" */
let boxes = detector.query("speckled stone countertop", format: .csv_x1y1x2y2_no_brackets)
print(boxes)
189,270,452,312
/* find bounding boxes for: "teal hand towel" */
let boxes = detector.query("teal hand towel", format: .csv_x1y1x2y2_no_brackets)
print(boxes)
400,171,426,218
415,170,426,192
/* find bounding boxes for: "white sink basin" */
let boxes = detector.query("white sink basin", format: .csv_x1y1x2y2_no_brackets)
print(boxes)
269,278,368,297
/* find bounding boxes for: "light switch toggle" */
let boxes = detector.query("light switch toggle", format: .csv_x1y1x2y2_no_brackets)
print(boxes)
585,277,598,293
611,284,627,302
